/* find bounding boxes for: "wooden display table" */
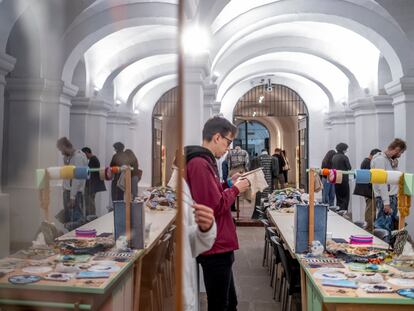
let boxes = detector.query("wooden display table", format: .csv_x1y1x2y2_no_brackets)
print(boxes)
268,210,414,311
0,208,176,310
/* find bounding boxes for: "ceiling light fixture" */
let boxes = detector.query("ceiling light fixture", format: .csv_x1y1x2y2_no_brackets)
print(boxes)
182,25,210,56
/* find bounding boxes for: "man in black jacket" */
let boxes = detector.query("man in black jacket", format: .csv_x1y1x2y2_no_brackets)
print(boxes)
82,147,106,220
332,143,351,211
353,149,381,231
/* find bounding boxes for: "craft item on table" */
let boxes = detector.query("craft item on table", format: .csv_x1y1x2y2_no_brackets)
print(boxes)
97,232,113,238
321,279,358,289
280,207,295,213
398,176,411,220
335,171,343,184
88,263,120,273
348,263,388,273
328,169,337,184
404,173,414,195
354,273,384,284
22,266,52,274
0,258,25,270
76,271,110,279
294,204,327,253
355,169,371,184
313,268,347,280
0,268,14,274
36,169,46,189
104,167,112,180
331,238,348,244
386,171,403,185
74,166,89,179
392,229,409,255
8,274,42,285
303,257,345,269
321,168,330,177
9,248,56,260
114,201,145,249
388,271,414,279
396,288,414,299
57,238,112,255
94,251,133,262
75,228,97,238
311,241,324,256
111,166,120,174
46,166,61,179
56,254,92,263
361,284,394,293
55,263,81,273
387,277,414,287
44,272,73,282
349,235,373,245
370,169,387,184
60,165,75,179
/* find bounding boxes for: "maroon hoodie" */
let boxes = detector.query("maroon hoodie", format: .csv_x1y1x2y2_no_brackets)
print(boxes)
185,146,240,255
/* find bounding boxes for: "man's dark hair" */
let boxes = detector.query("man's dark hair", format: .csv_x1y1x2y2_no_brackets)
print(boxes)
113,142,125,152
370,148,381,156
202,116,237,142
56,137,72,149
82,147,92,154
388,138,407,151
335,143,348,153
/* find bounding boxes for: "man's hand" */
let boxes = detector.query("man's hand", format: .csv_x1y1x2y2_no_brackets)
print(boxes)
230,172,242,184
234,178,250,193
68,198,76,209
383,204,392,215
193,204,214,232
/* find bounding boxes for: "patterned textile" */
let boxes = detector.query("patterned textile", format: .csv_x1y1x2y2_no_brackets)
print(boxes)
227,148,249,171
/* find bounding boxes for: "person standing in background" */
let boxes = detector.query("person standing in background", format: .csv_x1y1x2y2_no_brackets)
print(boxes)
81,147,106,221
281,150,290,185
226,144,250,176
272,148,286,189
110,142,128,201
332,143,352,211
124,149,140,198
56,137,88,230
321,150,336,206
353,148,381,232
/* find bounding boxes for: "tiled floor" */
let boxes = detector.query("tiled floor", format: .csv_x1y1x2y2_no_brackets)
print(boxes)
200,227,282,311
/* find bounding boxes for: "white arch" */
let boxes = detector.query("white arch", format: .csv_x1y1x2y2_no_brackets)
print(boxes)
61,2,178,84
214,22,382,94
84,25,177,95
218,52,347,105
211,0,414,79
113,54,177,103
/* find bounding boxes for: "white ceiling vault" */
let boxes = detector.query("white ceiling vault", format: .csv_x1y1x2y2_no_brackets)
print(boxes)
2,0,414,116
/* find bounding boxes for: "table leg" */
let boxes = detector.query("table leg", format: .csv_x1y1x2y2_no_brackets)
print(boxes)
133,258,143,311
300,267,307,311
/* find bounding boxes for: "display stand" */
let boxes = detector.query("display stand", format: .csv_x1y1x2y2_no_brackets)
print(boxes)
308,168,315,244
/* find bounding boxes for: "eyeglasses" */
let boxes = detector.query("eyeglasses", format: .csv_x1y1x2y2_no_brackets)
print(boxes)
222,135,233,147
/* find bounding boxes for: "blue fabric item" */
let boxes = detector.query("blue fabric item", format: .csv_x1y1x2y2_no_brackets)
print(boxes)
374,195,398,233
74,166,90,179
113,201,145,249
355,169,371,184
227,178,233,187
295,204,328,253
322,177,335,206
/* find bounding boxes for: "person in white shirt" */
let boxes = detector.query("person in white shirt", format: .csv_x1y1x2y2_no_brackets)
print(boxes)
168,166,217,311
371,138,407,232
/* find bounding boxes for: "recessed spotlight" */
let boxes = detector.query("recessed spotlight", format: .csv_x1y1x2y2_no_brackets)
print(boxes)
115,99,122,106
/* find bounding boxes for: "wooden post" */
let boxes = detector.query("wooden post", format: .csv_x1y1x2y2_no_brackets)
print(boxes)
39,172,50,222
308,168,315,245
124,167,132,245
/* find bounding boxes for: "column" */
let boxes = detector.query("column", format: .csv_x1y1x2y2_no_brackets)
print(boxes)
203,83,217,123
184,54,210,145
4,78,77,248
385,77,414,172
0,52,16,257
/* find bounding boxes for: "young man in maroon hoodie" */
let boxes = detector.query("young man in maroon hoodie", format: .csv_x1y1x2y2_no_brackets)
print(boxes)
185,116,250,311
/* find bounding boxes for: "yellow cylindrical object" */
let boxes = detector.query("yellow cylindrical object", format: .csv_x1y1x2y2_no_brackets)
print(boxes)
60,165,75,179
370,169,387,184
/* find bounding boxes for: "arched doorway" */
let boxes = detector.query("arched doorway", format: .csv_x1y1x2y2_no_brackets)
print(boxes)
233,83,309,189
152,87,178,186
234,121,270,157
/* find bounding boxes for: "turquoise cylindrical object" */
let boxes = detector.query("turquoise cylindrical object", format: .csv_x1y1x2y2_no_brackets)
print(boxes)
355,169,371,184
74,166,89,179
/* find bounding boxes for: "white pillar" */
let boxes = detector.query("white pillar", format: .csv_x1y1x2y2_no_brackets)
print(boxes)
4,78,77,248
203,83,217,123
0,52,16,257
184,54,210,145
385,77,414,238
